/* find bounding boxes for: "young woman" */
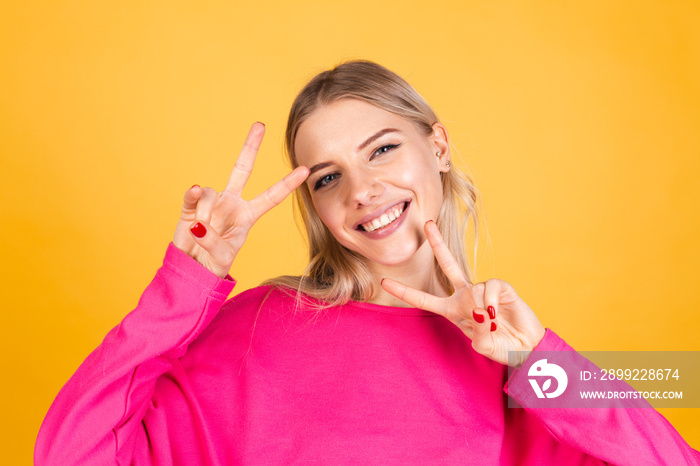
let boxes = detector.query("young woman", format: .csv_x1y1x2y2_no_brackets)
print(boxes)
36,61,699,465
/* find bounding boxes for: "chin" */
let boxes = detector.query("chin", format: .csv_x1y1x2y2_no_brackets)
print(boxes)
336,224,429,268
357,242,424,268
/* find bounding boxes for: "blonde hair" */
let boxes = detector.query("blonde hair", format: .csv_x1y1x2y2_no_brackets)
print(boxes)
265,60,480,307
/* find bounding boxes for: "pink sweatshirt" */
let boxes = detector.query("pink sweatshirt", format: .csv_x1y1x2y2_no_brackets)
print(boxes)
36,243,700,465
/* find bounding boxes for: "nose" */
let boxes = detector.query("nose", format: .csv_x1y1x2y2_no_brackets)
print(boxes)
345,169,384,208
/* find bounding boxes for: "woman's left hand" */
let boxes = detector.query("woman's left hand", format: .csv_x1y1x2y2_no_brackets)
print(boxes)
381,221,546,368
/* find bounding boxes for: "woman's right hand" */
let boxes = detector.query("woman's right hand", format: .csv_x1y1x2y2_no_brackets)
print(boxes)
172,122,309,278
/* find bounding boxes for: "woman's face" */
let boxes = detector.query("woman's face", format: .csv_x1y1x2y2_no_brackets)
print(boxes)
294,98,450,267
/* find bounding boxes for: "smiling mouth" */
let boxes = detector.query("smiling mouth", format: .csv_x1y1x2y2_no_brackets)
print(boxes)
357,202,409,232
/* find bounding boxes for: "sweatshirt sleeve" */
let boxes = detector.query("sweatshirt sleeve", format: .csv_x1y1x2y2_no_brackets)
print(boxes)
504,329,700,465
35,243,236,466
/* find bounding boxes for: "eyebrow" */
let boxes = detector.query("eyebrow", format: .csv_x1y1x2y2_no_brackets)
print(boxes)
308,161,333,176
307,128,401,176
357,128,400,151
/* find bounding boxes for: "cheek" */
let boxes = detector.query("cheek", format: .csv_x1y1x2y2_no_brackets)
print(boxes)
430,179,445,214
312,197,343,231
397,160,443,205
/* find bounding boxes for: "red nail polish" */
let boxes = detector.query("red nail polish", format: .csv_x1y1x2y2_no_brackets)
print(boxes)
473,310,484,323
191,184,200,189
190,222,206,238
487,306,496,319
490,322,497,332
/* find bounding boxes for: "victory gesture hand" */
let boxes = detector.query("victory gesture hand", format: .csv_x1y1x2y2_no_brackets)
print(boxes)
381,221,546,368
172,122,309,278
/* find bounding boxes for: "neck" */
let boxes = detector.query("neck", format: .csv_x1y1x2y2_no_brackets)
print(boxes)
366,240,450,307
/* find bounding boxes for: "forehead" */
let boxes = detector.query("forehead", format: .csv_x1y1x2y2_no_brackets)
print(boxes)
294,99,416,164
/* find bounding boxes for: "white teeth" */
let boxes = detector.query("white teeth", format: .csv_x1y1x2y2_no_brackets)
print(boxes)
360,203,406,232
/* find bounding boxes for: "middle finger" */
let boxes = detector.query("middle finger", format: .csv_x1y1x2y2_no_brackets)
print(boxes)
424,220,470,290
224,122,265,195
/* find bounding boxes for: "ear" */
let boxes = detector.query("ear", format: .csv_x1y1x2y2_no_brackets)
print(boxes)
431,122,451,173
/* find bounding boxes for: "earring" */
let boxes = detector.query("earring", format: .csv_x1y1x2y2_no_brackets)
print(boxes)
445,160,451,167
436,151,441,157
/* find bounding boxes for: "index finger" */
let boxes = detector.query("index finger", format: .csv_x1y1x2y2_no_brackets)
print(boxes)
424,220,470,290
224,122,266,195
381,278,446,316
248,165,310,221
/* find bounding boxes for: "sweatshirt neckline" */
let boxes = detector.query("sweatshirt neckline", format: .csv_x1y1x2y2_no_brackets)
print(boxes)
346,299,437,316
266,285,438,317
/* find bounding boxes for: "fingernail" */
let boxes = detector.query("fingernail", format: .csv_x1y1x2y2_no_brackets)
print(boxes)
490,322,497,332
190,222,206,238
191,184,200,189
472,310,484,323
487,306,496,319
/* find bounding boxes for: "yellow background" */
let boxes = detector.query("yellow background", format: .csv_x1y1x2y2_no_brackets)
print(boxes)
2,1,699,462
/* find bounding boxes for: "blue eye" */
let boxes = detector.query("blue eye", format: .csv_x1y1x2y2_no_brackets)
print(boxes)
371,143,400,160
313,172,340,191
